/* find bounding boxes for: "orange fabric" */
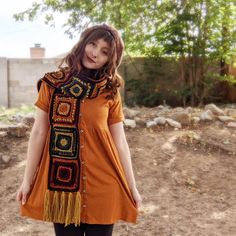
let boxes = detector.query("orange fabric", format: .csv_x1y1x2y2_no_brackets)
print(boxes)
20,81,138,224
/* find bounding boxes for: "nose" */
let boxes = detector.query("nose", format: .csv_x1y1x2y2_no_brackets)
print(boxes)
91,48,98,58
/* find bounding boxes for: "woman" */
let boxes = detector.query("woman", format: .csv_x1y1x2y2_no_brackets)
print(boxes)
16,23,142,236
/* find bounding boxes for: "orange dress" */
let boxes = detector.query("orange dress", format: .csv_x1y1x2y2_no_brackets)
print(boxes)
20,72,138,225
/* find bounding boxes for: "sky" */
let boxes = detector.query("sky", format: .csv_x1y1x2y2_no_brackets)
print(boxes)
0,0,79,58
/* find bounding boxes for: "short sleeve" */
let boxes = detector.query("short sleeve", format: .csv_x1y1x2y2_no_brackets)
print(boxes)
34,81,52,113
108,91,125,125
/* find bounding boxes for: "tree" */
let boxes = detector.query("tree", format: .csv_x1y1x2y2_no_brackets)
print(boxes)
14,0,236,106
13,0,158,54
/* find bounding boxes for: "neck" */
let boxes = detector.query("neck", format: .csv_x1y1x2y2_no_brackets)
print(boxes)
81,68,99,78
81,68,100,79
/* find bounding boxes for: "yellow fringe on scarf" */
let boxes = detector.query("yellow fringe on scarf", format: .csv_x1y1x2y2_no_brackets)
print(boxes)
65,192,74,226
51,191,59,222
43,190,51,221
73,191,81,226
43,190,81,227
58,191,66,223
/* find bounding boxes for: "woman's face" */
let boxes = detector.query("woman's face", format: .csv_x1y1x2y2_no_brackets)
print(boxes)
82,38,110,70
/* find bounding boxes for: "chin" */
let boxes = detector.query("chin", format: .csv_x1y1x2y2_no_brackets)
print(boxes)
83,61,98,70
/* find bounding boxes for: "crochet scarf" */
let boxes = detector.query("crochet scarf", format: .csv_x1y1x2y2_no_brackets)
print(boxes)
37,68,108,226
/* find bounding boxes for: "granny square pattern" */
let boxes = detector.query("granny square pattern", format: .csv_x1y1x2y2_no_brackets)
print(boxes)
61,77,91,99
52,95,77,124
50,126,78,159
49,158,80,191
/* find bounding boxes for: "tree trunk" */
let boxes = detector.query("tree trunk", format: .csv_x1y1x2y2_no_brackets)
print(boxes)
220,59,229,76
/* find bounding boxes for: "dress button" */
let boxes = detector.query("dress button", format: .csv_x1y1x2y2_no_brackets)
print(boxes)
83,204,86,208
82,176,86,180
81,145,84,148
79,113,82,117
81,161,85,164
83,189,86,193
80,129,84,133
81,100,85,103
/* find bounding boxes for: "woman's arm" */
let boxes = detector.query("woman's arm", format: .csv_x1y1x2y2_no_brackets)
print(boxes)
109,122,142,208
16,107,49,205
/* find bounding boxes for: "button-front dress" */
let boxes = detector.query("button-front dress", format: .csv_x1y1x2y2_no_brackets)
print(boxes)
20,70,138,226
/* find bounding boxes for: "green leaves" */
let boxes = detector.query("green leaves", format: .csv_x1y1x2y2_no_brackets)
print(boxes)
13,0,236,105
13,0,236,59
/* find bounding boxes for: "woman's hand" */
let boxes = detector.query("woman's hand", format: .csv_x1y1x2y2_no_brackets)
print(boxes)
131,187,142,209
16,181,32,205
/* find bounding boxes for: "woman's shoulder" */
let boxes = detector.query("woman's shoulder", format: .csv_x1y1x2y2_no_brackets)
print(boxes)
37,67,70,91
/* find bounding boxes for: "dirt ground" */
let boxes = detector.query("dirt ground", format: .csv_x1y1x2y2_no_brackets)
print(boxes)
1,118,236,236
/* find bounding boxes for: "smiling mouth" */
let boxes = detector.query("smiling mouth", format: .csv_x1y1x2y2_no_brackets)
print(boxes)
86,54,96,63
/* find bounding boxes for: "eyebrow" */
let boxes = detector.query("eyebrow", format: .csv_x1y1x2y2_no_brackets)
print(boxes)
101,46,109,50
95,39,110,50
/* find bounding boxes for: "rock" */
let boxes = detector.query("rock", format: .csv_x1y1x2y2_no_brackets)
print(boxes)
0,124,9,132
204,104,224,115
156,107,170,116
171,111,191,125
223,140,230,145
2,155,11,163
146,120,157,128
0,134,9,150
9,113,24,123
0,131,7,138
8,123,28,137
123,119,136,128
153,117,166,125
227,122,236,128
186,107,193,113
161,142,176,153
225,108,236,118
192,116,200,124
178,131,201,143
156,105,165,109
200,110,214,121
166,118,182,128
185,178,197,188
173,107,185,112
22,113,35,127
134,117,146,127
217,116,236,122
123,107,140,119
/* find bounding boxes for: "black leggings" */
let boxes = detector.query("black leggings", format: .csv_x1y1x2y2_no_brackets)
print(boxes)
53,222,114,236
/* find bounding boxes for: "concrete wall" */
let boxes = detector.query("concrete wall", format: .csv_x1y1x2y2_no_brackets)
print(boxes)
0,58,60,107
0,57,234,108
0,58,8,107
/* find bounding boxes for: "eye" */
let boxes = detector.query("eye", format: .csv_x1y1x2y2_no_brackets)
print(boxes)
102,51,108,55
89,41,96,46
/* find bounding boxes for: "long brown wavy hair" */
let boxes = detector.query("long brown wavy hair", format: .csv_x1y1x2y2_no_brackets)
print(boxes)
59,24,124,99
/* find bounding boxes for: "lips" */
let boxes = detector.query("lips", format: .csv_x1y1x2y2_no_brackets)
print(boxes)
86,54,96,64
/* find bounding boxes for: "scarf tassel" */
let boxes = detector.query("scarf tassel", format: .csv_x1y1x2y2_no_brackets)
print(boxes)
43,190,81,227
